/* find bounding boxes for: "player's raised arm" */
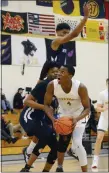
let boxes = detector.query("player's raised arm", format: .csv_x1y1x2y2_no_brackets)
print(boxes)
52,4,89,50
44,81,54,122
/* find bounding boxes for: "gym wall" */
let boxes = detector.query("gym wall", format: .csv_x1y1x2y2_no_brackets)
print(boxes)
1,1,108,105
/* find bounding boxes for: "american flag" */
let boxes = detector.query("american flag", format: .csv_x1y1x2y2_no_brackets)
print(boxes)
28,13,56,36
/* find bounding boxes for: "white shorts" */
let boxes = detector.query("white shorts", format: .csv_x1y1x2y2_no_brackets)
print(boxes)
97,114,108,132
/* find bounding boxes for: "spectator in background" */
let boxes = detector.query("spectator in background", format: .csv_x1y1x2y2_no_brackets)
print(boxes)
1,93,15,114
1,115,19,143
13,88,25,110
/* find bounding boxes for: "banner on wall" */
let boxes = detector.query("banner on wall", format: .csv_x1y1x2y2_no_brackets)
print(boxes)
11,35,46,66
55,15,81,39
104,1,109,19
28,13,56,36
1,10,28,34
53,0,80,16
2,0,8,6
79,0,105,19
81,20,105,42
36,0,52,7
45,38,76,66
1,35,12,65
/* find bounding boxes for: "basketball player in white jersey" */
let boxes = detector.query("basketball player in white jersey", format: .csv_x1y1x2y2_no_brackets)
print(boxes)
92,78,108,170
44,65,90,172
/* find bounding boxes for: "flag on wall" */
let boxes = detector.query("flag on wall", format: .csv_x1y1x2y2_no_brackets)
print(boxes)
11,35,46,66
79,0,105,19
1,11,28,34
81,20,105,42
55,15,81,38
104,1,109,19
1,35,12,65
28,13,56,36
2,0,8,6
36,0,52,7
45,38,76,66
53,0,80,16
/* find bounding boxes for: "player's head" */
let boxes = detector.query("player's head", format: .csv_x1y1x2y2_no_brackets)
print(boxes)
58,65,75,82
106,78,109,88
39,61,59,80
56,23,71,37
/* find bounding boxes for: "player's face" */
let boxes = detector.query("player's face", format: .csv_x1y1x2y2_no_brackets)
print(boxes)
57,29,70,37
48,67,59,80
58,66,70,82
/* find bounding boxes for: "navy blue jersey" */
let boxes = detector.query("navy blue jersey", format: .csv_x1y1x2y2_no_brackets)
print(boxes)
21,79,51,121
45,38,76,66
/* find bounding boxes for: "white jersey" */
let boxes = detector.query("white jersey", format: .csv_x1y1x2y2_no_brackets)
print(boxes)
97,89,108,131
97,89,108,117
53,79,85,125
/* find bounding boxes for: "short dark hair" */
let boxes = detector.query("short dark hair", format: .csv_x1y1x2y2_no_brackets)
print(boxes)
56,23,71,31
39,61,59,80
63,65,75,76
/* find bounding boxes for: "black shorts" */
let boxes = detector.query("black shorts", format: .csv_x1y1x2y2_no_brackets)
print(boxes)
58,133,72,153
19,108,53,142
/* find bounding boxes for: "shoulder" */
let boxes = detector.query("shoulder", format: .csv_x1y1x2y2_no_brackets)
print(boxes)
78,83,88,95
79,83,87,90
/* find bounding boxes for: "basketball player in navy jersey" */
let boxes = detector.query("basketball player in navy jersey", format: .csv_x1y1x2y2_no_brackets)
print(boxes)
44,65,90,172
47,3,89,63
22,61,59,168
20,61,60,172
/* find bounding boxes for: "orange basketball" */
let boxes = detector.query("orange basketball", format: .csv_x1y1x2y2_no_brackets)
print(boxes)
54,117,73,135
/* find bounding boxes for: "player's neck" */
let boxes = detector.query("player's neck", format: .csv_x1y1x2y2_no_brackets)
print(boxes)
61,79,72,87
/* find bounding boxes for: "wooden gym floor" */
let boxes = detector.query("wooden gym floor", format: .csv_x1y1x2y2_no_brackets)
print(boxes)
1,155,108,172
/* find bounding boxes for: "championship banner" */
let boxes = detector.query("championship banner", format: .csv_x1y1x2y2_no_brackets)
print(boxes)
1,35,12,65
55,15,81,39
53,0,80,16
45,38,76,66
36,0,52,7
79,0,105,19
1,10,28,34
81,20,105,42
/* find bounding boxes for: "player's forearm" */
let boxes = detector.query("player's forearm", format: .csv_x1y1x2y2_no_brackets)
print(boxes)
76,107,90,122
72,17,88,37
24,100,44,110
44,105,54,122
60,17,88,44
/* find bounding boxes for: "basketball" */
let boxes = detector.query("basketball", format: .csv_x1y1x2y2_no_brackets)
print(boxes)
54,116,73,135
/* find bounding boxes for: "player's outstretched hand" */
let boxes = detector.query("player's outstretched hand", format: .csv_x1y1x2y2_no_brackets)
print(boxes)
83,3,89,18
